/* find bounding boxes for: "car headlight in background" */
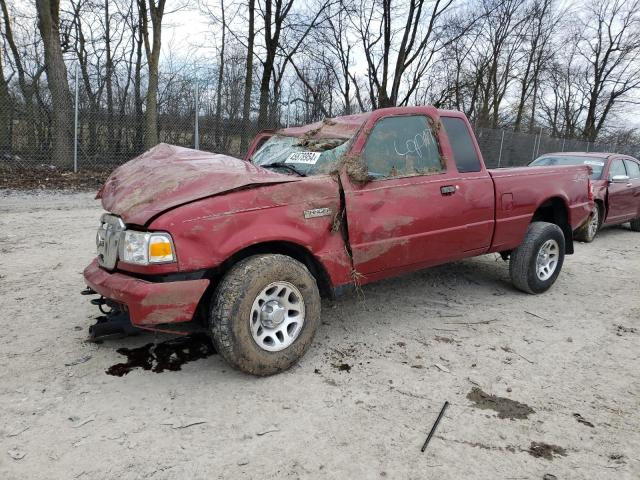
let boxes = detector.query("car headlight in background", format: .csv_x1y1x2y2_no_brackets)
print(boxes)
120,231,175,265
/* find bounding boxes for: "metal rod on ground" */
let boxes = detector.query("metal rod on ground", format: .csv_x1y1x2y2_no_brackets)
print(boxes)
535,127,542,158
421,401,449,453
561,137,565,152
73,62,79,173
194,82,199,150
497,130,505,168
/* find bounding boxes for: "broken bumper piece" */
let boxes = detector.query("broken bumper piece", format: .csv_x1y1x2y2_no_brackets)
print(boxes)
83,259,209,327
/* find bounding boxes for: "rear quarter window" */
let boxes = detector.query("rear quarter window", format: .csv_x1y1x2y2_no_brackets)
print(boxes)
441,116,482,173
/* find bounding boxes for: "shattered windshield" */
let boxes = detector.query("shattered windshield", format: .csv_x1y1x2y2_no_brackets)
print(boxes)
251,135,350,176
530,155,605,179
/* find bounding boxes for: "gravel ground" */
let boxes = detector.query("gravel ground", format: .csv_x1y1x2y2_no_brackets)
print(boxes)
0,190,639,480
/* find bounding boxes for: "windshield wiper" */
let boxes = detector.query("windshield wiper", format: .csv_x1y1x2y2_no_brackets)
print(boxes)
260,161,307,177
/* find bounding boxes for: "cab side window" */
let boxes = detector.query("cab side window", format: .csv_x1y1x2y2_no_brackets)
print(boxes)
609,159,627,179
363,115,443,179
441,116,482,172
623,160,640,179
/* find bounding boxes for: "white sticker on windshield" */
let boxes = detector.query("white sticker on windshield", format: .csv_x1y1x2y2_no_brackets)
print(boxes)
285,152,321,164
584,160,605,166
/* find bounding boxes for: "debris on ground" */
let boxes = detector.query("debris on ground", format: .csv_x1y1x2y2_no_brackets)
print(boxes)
434,363,450,373
7,449,26,460
573,413,594,428
466,387,535,420
71,414,96,428
5,425,29,438
65,355,92,367
160,418,208,429
434,336,455,343
421,401,449,452
615,324,637,336
333,363,351,372
0,165,108,191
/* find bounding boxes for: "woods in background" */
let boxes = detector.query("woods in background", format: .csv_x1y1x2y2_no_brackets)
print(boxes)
1,0,639,168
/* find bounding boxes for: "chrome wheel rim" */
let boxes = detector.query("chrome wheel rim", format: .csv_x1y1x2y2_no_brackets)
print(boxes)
587,208,599,239
250,281,305,352
536,239,559,281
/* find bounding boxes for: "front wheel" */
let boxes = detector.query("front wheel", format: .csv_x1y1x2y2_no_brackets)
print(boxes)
209,254,321,376
509,222,566,294
630,218,640,232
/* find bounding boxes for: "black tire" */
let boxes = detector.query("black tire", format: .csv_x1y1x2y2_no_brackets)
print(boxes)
509,222,566,294
209,254,321,376
630,218,640,232
575,204,602,242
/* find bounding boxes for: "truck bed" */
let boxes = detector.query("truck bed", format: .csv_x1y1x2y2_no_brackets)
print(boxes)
487,165,592,253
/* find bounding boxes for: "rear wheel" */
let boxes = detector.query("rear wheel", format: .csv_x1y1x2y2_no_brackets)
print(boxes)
630,218,640,232
575,205,602,242
509,222,566,294
209,254,321,376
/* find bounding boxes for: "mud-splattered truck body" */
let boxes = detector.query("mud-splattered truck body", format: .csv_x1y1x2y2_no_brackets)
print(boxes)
84,106,593,375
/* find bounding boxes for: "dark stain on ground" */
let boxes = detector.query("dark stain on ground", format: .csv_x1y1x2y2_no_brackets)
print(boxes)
528,441,567,460
106,333,215,376
466,387,535,420
333,363,351,372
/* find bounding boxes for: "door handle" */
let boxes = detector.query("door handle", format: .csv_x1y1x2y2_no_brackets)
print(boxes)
440,185,456,196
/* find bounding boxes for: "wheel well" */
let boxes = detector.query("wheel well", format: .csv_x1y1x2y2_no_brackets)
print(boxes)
531,197,574,254
216,241,333,298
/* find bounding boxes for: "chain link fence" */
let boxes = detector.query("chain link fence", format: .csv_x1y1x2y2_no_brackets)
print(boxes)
475,127,639,168
2,76,639,173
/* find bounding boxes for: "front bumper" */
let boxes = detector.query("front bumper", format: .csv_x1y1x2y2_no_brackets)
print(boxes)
83,259,209,327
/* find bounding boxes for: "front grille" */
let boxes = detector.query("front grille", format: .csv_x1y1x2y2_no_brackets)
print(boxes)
96,214,125,270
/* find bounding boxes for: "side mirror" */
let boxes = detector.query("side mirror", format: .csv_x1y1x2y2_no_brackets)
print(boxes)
610,175,630,183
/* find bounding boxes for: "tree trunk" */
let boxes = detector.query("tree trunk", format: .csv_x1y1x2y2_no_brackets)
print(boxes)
138,0,166,149
0,42,11,156
240,0,255,153
134,17,144,154
145,57,160,147
104,0,114,154
214,0,226,150
36,0,74,168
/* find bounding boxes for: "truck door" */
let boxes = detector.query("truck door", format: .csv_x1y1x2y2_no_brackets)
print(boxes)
341,112,494,277
606,158,635,223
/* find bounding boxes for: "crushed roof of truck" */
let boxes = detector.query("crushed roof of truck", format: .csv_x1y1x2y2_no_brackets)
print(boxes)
276,112,373,140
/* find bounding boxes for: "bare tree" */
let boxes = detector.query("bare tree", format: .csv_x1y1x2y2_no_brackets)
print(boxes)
513,0,558,132
353,0,471,109
36,0,74,167
137,0,166,148
0,36,11,155
579,0,640,141
240,0,255,151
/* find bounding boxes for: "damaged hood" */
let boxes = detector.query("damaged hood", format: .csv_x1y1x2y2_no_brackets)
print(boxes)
99,143,301,225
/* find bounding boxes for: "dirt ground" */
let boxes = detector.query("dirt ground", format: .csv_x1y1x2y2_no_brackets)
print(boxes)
1,189,639,480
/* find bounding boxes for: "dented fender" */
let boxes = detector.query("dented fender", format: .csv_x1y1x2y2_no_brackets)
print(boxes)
147,175,353,288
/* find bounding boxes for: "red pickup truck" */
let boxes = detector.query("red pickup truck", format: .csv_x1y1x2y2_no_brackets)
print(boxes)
84,106,593,375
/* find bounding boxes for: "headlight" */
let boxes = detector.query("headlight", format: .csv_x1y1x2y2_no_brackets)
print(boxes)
120,231,175,265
